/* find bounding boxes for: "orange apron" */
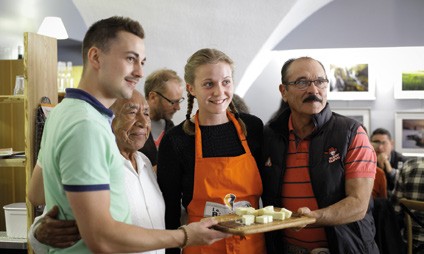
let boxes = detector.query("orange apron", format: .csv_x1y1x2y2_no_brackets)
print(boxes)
184,111,266,254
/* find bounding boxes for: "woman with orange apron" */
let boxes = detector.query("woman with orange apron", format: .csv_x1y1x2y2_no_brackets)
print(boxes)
157,48,266,254
183,112,265,254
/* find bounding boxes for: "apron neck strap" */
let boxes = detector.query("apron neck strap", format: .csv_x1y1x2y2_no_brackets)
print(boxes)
194,110,249,158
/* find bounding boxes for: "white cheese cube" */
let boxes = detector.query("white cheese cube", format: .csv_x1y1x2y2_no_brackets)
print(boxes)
255,215,267,224
263,206,275,216
256,208,266,216
235,207,249,216
281,208,292,219
246,208,259,216
255,215,273,224
263,205,274,213
266,215,273,223
241,215,255,225
271,211,286,221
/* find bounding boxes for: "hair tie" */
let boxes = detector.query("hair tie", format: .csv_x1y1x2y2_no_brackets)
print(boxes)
186,114,191,120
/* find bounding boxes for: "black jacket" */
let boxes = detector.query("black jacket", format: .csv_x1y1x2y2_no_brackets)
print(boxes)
262,103,379,254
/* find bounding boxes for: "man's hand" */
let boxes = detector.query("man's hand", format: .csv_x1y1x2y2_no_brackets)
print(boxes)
185,218,231,246
34,206,80,248
290,207,314,231
377,153,392,174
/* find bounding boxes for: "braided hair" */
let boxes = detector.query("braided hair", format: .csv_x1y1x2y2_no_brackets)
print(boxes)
182,93,196,135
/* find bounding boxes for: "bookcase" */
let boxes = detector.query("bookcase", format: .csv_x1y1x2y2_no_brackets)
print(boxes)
0,32,58,252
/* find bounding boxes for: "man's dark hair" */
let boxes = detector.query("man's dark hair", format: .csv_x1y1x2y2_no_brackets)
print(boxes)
371,128,392,139
82,16,145,67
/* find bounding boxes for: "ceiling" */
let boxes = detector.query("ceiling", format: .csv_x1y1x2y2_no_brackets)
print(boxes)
2,0,423,96
0,0,331,94
2,0,423,124
71,0,331,93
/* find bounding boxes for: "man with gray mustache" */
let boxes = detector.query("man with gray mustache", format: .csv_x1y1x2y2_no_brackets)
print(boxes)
262,56,379,254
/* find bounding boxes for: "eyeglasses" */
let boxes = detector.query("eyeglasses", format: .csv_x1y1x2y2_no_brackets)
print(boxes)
371,140,387,146
285,78,329,90
153,91,185,105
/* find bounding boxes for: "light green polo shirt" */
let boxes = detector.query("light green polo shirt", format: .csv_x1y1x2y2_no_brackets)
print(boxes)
38,95,130,253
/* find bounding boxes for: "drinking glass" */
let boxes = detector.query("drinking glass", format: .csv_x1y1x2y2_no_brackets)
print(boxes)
14,75,24,95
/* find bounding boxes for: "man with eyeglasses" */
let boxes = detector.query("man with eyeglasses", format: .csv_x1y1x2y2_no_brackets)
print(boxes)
370,127,407,195
141,68,184,167
262,56,378,254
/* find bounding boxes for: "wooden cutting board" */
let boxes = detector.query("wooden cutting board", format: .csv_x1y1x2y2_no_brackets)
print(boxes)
202,212,316,236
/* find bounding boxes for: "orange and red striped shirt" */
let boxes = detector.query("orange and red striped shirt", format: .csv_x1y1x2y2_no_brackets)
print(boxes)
282,116,376,250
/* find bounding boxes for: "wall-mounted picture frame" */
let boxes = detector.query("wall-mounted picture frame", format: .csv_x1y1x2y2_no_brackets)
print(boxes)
394,68,424,99
326,63,376,101
395,112,424,155
332,108,370,133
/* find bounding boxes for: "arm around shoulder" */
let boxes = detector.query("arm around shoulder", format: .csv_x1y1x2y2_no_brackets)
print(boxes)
28,164,45,206
28,209,49,254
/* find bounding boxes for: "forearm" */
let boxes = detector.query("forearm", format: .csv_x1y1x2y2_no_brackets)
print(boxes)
67,191,184,253
301,178,373,227
377,154,393,174
74,209,226,253
310,195,369,226
87,221,184,253
28,164,45,206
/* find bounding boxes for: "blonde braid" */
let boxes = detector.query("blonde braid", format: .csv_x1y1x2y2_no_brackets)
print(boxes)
229,101,247,136
182,93,195,135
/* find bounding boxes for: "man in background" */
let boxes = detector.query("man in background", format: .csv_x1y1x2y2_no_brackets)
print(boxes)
370,128,407,195
141,68,184,166
392,157,424,253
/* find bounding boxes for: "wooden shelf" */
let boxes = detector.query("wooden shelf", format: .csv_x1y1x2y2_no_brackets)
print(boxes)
0,95,25,104
0,158,26,168
0,33,58,254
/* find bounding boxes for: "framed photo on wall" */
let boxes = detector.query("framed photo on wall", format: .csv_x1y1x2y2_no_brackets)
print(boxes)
394,68,424,99
327,63,376,101
332,108,370,132
395,112,424,155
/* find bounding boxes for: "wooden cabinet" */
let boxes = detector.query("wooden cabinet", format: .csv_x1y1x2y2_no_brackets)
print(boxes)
0,33,57,252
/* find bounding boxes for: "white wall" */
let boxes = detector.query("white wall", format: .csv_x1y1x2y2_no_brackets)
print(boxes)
274,0,424,50
245,47,424,155
242,0,424,156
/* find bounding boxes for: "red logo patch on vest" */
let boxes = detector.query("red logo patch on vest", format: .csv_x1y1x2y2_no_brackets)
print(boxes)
326,147,341,163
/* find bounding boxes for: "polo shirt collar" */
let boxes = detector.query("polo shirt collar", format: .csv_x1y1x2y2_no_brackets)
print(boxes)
64,88,113,118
